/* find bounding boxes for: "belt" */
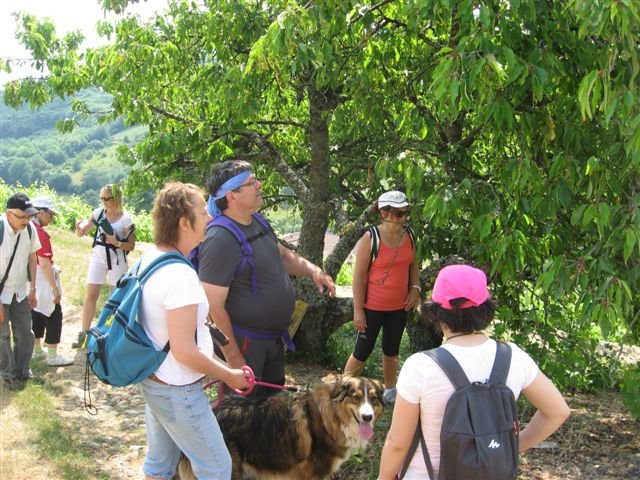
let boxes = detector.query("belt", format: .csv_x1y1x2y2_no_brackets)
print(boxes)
232,325,296,352
148,373,204,386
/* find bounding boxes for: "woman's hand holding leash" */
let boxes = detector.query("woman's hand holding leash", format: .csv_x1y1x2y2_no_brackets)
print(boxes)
208,365,299,411
225,365,254,393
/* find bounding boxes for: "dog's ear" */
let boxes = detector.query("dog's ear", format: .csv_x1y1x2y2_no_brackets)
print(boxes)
331,376,351,402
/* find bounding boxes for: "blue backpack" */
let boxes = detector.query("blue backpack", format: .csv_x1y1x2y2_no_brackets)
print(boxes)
190,212,273,295
85,252,192,387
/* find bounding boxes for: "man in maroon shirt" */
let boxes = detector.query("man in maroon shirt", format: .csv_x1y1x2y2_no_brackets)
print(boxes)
31,197,73,367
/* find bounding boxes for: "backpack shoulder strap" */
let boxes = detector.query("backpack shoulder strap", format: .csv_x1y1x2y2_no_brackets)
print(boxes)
137,252,192,284
252,211,273,233
211,215,251,254
92,209,105,247
92,208,105,227
423,347,471,389
489,341,512,384
368,225,380,266
405,224,416,249
398,411,435,480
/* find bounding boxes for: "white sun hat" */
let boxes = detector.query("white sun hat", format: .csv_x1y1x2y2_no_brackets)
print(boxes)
378,191,410,209
31,196,60,214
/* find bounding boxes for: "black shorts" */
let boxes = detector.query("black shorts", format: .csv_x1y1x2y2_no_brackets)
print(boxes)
352,308,407,360
31,304,63,344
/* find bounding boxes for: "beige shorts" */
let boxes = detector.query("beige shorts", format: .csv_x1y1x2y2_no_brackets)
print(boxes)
86,256,128,286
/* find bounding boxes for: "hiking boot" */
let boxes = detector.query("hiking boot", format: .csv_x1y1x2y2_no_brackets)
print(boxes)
383,387,397,405
47,354,74,367
71,330,88,349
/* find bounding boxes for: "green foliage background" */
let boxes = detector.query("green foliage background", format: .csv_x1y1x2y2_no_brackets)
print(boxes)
0,89,150,207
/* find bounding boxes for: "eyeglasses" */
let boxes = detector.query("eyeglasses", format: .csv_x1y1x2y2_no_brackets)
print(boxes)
100,196,114,201
391,209,410,218
235,178,261,191
8,210,31,221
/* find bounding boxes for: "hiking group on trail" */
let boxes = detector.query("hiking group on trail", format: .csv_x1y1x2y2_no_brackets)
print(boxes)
1,175,570,479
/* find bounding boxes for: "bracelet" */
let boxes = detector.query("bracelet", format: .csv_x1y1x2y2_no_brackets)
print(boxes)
410,284,421,292
117,240,122,248
30,287,36,292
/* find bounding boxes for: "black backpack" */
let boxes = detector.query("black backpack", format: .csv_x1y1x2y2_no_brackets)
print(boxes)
399,342,519,480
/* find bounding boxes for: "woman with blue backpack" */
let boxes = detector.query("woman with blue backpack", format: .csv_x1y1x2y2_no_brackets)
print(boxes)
137,182,250,480
378,264,570,480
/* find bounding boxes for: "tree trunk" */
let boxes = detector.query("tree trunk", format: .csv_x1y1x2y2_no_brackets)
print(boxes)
293,85,339,356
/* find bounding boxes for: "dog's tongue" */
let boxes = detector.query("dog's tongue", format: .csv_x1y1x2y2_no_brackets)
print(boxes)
358,422,374,441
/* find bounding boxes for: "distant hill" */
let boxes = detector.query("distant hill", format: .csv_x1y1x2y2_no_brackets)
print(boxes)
0,88,147,205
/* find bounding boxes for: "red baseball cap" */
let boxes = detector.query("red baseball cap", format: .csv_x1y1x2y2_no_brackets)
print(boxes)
431,264,490,310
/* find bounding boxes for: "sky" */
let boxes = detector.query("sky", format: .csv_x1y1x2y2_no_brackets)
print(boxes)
0,0,168,85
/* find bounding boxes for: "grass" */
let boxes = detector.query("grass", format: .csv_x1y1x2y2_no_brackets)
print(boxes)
9,381,111,480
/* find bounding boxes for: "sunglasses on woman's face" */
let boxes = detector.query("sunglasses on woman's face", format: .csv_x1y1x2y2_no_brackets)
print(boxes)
101,196,114,201
391,209,410,218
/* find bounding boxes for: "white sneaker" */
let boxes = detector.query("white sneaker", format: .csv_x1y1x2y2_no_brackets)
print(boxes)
47,354,74,367
383,387,397,405
32,350,47,359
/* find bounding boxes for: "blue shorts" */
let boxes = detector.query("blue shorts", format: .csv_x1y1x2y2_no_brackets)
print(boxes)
139,378,231,479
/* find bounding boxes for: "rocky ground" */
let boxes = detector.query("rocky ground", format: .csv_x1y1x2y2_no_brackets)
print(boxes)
1,302,638,479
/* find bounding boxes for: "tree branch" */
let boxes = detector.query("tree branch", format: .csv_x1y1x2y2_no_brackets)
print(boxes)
324,200,377,277
242,131,309,200
252,119,308,129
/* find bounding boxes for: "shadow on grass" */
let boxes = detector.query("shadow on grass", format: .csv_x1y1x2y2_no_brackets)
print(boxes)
14,382,112,480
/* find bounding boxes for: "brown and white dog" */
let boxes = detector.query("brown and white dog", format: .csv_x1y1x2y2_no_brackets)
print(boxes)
176,375,384,480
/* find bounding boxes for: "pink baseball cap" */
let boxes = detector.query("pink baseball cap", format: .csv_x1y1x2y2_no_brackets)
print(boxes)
431,264,490,310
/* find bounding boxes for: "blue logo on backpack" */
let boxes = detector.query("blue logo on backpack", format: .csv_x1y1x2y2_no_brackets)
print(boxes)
85,252,192,386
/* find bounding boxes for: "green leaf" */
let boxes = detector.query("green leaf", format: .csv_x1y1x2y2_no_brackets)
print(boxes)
623,228,637,262
571,205,586,226
582,204,596,228
577,70,598,120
